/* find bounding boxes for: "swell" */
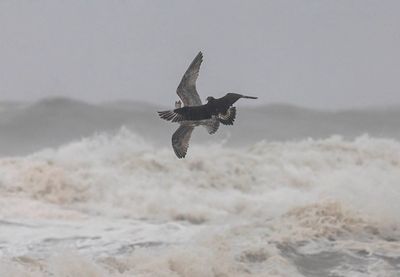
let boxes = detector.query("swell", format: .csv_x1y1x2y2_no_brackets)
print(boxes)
1,97,400,156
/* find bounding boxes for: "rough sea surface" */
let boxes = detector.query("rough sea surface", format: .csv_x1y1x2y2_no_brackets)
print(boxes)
0,100,399,276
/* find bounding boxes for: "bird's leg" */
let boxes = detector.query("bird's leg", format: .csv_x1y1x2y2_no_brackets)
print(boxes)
175,100,182,108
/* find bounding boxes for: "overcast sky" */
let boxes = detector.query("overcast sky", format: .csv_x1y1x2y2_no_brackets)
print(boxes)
0,0,399,109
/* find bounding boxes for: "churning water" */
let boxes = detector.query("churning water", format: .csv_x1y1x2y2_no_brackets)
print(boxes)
0,99,399,276
0,127,399,276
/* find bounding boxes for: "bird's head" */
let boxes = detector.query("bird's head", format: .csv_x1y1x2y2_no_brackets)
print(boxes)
206,96,215,102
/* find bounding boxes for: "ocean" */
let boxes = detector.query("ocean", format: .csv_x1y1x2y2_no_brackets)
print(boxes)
0,98,399,276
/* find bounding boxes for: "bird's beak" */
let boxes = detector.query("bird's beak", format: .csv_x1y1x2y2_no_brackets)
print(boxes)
242,95,258,99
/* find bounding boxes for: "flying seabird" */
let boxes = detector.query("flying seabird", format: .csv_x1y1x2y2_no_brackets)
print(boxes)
158,52,257,158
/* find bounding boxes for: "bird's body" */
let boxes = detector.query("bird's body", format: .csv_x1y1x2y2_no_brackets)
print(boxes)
159,93,256,123
158,52,257,158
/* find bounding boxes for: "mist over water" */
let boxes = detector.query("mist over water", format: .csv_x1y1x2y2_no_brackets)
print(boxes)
0,99,399,276
1,98,400,156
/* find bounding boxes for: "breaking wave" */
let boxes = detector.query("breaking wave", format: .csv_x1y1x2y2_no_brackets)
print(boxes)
0,128,399,276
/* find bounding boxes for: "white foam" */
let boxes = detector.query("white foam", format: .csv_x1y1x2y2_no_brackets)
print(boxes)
0,129,399,276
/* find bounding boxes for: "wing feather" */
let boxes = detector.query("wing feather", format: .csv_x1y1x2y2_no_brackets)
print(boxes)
203,118,220,134
172,125,194,158
158,110,185,122
176,52,203,107
158,105,211,122
218,107,236,125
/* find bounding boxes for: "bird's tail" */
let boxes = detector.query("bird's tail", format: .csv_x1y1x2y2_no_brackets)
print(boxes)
241,95,258,99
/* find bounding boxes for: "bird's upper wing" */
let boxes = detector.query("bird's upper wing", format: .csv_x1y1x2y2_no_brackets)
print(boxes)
176,52,203,107
172,125,194,158
217,93,257,108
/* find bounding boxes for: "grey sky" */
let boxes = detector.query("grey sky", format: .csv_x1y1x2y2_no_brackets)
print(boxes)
0,0,399,109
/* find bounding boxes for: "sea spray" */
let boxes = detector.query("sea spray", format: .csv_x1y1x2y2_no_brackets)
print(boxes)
0,129,399,276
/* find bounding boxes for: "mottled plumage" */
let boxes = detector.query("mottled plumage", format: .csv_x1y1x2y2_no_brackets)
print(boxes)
158,52,257,158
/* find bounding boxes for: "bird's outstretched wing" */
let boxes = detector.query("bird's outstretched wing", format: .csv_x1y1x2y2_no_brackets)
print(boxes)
172,125,194,158
176,52,203,107
217,93,258,108
158,105,211,122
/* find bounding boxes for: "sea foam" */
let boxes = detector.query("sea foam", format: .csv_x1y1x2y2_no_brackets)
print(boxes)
0,129,399,276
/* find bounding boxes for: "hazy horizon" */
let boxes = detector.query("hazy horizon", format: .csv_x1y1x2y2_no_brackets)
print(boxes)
2,95,400,112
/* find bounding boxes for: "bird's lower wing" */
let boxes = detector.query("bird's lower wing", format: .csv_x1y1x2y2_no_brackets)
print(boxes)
172,125,195,158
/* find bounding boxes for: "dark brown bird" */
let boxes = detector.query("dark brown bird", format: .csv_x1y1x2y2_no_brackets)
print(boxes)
158,52,257,158
158,93,257,124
